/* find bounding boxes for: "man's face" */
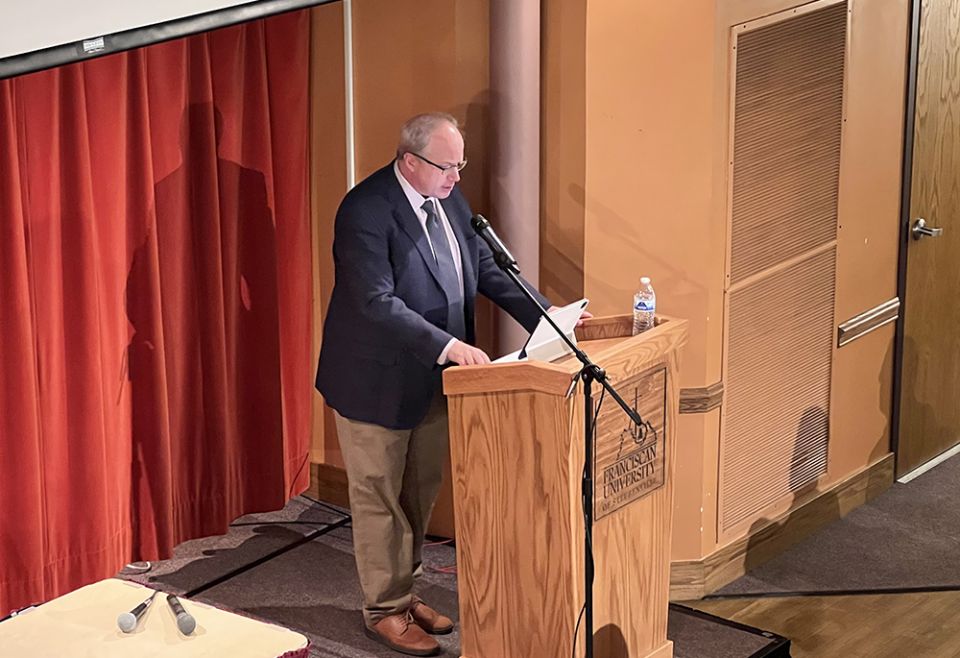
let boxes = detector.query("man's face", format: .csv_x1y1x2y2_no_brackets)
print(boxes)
403,123,465,199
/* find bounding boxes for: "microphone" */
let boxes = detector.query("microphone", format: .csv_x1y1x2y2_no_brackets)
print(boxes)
471,214,520,274
117,590,158,633
166,594,197,635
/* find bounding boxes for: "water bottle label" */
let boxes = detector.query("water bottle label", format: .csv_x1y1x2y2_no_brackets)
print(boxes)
634,300,655,312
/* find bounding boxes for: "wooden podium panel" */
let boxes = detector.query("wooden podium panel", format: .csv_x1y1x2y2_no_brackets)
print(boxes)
443,315,686,658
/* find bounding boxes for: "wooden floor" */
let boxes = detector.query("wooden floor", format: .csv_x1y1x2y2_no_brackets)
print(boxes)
686,590,960,657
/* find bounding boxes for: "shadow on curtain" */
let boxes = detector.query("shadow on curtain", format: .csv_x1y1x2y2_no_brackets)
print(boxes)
0,10,312,613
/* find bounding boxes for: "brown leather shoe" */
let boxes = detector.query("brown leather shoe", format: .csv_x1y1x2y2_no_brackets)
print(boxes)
410,596,455,635
364,612,440,656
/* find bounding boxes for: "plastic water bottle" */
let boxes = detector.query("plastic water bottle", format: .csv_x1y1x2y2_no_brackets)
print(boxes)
632,277,656,335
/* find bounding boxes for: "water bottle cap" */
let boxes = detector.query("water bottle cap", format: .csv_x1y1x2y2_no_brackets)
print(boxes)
640,276,651,285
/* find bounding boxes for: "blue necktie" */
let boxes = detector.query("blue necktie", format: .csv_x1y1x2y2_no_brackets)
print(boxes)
422,199,466,340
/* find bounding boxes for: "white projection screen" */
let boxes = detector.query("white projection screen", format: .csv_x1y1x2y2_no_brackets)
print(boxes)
0,0,328,78
0,1,258,59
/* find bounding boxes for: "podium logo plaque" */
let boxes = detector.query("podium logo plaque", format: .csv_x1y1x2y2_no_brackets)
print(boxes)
594,364,667,520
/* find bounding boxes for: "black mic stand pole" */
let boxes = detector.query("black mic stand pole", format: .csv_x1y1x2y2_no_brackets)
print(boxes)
490,251,643,658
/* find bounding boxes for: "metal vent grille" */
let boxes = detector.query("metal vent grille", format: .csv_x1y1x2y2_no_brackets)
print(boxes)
729,2,846,284
720,1,845,532
721,248,835,530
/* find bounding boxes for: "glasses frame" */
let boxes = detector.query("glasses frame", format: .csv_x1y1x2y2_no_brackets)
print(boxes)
409,152,467,175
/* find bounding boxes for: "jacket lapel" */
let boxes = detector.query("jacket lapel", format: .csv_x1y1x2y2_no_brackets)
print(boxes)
388,179,443,287
440,196,476,295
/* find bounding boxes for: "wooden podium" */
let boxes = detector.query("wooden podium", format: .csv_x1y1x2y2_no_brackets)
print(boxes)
443,314,687,658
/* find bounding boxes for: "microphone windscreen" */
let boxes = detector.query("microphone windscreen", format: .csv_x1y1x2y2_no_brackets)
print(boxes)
166,594,197,635
117,611,138,633
471,214,489,232
176,612,197,635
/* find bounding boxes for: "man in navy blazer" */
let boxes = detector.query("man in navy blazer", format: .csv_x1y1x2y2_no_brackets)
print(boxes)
316,113,553,656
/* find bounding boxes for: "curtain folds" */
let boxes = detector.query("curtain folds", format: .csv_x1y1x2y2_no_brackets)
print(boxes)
0,11,311,613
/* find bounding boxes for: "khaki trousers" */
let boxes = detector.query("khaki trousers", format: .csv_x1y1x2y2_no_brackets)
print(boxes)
334,393,449,626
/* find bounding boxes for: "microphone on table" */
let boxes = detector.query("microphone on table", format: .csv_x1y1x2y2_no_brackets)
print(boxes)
471,214,520,274
117,590,158,633
166,594,197,635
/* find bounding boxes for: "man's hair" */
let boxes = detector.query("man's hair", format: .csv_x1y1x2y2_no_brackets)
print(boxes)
396,112,460,158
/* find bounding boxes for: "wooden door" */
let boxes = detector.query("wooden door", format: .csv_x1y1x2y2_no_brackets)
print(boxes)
898,0,960,475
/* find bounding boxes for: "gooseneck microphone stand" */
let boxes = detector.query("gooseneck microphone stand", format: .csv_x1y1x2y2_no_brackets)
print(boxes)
471,216,642,658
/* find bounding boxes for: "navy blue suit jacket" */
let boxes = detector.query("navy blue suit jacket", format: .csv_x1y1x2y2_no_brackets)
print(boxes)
316,163,551,430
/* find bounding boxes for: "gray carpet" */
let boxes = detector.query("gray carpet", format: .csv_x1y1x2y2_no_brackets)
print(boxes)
714,453,960,597
119,496,784,657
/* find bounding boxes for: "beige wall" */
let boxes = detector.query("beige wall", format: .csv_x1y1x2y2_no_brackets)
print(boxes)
541,0,587,305
309,0,493,473
312,0,908,563
309,3,347,466
352,1,490,198
828,0,907,481
543,0,723,560
542,0,908,561
585,0,722,560
712,0,908,546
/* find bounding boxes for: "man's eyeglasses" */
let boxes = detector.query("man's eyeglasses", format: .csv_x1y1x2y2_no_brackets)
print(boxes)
409,152,467,175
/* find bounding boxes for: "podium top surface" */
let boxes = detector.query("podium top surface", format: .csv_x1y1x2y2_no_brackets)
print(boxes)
443,314,687,397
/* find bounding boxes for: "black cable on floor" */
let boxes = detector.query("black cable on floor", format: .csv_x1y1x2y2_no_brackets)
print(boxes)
297,493,352,520
228,493,352,528
228,521,333,528
702,583,960,600
183,516,352,599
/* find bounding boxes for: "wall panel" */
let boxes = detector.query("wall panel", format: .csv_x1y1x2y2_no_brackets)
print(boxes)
309,2,347,465
541,0,908,570
309,1,492,535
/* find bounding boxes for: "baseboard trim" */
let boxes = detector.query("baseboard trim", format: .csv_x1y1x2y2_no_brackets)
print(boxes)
670,453,895,600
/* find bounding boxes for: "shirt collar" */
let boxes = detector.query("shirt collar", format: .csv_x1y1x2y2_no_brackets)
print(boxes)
394,160,434,213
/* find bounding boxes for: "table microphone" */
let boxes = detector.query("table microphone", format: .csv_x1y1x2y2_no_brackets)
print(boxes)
117,590,158,633
166,594,197,635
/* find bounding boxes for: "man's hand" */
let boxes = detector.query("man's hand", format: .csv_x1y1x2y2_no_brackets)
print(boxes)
548,306,594,327
447,340,491,366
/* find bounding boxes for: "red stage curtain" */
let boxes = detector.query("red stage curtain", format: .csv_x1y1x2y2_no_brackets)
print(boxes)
0,11,312,613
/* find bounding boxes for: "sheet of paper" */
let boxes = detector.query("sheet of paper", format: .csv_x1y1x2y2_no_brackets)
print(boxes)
493,349,523,364
521,298,588,359
492,299,589,363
